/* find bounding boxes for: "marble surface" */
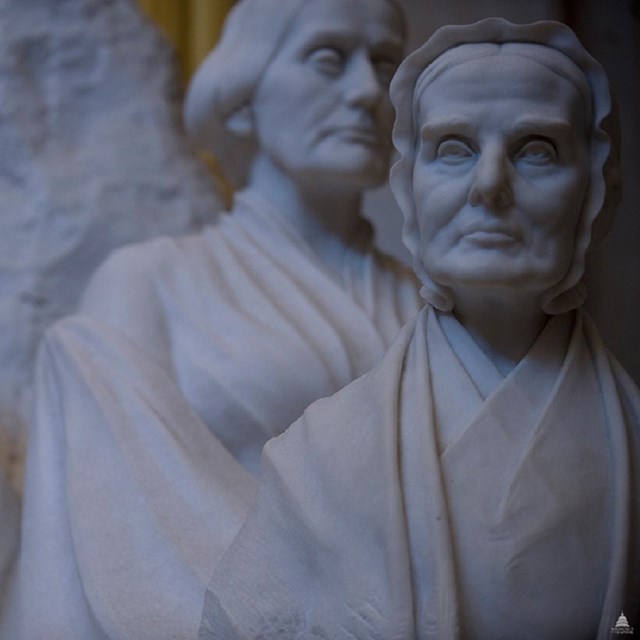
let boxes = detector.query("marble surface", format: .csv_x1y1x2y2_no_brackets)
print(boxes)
2,1,422,637
0,1,637,636
199,19,639,640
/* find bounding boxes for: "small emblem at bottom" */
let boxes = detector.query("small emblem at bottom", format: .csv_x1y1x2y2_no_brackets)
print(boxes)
612,612,634,635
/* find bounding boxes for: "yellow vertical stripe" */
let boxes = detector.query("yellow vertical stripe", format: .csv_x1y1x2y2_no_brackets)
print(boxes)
187,0,236,77
137,0,237,197
137,0,235,80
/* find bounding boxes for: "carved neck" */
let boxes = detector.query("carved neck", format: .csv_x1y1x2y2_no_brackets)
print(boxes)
451,287,548,376
244,153,365,261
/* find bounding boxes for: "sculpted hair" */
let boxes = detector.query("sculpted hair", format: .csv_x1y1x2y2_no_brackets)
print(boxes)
390,18,621,314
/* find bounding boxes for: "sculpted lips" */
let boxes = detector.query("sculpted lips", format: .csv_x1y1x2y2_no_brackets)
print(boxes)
462,222,521,246
323,122,379,146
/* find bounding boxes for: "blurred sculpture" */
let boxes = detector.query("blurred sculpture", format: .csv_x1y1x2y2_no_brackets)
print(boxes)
0,0,221,488
0,0,222,629
200,19,639,640
2,0,420,638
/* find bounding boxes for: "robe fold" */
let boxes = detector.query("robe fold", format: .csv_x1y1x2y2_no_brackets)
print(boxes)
2,191,420,640
201,306,640,640
78,190,420,474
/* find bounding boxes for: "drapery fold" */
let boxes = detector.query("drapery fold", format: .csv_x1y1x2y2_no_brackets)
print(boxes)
201,307,640,639
2,192,419,640
78,190,420,474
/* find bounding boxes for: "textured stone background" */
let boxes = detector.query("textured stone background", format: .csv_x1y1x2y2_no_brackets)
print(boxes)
0,0,224,487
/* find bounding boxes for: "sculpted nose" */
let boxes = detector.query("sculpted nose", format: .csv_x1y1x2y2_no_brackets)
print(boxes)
468,146,513,210
344,54,382,109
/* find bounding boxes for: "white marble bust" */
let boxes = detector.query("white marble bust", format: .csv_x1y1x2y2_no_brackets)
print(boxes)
2,1,421,639
200,19,639,640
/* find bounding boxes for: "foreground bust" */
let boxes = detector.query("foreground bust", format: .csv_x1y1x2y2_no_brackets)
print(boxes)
201,19,640,640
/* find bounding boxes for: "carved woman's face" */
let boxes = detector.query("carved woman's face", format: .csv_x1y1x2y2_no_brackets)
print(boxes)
412,54,591,297
250,0,404,191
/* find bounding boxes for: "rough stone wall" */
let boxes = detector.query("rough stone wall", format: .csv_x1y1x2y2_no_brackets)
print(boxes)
0,0,224,487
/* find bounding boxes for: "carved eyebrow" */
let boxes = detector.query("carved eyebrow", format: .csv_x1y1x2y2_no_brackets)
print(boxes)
302,30,355,50
301,30,404,60
419,119,474,141
511,119,574,137
418,118,576,142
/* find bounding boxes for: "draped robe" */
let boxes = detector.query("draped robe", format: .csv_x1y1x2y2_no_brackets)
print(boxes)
201,306,640,640
2,191,420,640
78,190,421,475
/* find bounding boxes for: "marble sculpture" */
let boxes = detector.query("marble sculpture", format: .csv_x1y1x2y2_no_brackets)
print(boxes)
200,18,640,640
1,0,420,638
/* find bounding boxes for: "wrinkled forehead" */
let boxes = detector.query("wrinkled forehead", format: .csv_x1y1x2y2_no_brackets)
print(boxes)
413,42,592,134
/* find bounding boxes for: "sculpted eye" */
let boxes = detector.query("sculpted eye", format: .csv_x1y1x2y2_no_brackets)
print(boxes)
372,57,400,87
307,46,344,75
516,138,557,165
436,138,474,164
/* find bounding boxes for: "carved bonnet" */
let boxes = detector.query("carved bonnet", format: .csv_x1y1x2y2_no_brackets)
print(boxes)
390,18,621,314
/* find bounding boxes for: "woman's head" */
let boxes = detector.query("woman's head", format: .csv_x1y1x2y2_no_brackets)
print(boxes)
184,0,406,192
390,19,620,313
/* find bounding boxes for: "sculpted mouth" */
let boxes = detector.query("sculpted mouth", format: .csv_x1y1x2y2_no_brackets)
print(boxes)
464,227,520,245
328,126,379,145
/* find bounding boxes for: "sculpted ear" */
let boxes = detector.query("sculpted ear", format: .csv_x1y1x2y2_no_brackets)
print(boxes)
225,104,254,137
